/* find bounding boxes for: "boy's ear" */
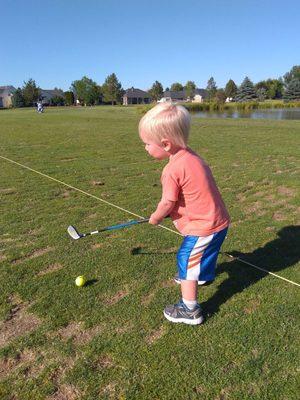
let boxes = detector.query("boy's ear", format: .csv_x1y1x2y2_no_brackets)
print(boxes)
161,138,171,152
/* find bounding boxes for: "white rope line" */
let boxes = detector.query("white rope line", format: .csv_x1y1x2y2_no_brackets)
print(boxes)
1,154,299,288
222,252,300,287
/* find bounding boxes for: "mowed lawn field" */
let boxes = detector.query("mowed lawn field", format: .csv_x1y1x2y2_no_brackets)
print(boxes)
0,107,299,400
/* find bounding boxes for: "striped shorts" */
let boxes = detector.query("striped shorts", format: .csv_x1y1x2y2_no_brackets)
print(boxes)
176,227,228,281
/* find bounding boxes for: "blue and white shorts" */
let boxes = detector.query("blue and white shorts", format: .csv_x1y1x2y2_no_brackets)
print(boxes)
177,227,228,281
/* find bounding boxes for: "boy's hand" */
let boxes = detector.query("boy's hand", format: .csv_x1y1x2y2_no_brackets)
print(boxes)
149,213,163,225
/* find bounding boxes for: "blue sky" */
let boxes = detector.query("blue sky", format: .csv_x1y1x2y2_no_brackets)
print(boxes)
2,0,300,91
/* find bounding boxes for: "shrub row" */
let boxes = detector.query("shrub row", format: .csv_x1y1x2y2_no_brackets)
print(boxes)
135,101,300,114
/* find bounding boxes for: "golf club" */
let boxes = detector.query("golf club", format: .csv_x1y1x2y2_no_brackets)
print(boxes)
67,218,150,240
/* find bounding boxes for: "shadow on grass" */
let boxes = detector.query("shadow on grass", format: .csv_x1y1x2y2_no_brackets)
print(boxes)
85,279,98,287
132,225,300,316
203,225,300,316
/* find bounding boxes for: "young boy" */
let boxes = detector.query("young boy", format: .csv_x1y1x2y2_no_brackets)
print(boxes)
139,103,230,325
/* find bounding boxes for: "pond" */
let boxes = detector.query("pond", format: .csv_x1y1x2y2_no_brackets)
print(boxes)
193,108,300,120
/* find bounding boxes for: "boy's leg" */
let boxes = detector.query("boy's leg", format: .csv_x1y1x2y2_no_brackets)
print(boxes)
163,236,204,325
163,227,228,325
181,279,198,301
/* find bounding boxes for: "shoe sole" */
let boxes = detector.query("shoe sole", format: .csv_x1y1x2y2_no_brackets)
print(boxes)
163,311,204,325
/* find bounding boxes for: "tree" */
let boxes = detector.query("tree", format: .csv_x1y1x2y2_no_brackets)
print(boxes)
22,79,40,106
64,91,75,106
215,89,226,104
148,81,164,101
12,88,25,107
206,77,217,101
255,79,283,99
235,77,257,102
283,65,300,86
224,79,237,99
71,76,100,106
49,96,65,106
101,73,123,105
267,79,284,99
185,81,196,100
283,79,300,101
170,82,184,91
256,87,267,102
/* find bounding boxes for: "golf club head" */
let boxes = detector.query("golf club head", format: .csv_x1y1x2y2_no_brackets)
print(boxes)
67,225,82,240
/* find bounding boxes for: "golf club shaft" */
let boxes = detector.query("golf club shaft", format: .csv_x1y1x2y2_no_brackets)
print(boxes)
81,218,150,237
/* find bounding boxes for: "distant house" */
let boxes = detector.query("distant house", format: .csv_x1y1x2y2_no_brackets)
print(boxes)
123,87,151,105
159,89,208,103
192,89,208,103
0,86,16,108
40,89,65,105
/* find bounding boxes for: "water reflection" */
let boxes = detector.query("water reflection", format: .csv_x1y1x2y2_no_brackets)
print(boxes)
193,108,300,120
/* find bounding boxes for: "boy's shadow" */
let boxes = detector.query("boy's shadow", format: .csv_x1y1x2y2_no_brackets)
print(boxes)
203,225,300,316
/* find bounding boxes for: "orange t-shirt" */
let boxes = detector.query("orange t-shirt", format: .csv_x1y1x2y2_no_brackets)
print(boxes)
161,148,230,236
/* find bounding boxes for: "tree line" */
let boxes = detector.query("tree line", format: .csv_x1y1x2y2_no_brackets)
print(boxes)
11,65,300,107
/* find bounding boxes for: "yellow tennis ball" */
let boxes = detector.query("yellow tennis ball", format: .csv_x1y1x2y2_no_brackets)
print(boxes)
75,275,86,287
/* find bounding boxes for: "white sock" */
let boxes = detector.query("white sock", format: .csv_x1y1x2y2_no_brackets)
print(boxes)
182,298,197,310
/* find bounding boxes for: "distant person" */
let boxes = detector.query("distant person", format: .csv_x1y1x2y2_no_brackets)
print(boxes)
37,101,44,113
139,103,230,325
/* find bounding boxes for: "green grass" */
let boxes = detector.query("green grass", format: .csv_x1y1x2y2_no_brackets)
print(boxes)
0,107,299,399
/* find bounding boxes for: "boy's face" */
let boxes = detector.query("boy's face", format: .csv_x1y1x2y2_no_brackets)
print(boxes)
140,132,169,160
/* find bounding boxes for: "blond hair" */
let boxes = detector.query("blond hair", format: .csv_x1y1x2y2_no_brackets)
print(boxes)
139,103,191,148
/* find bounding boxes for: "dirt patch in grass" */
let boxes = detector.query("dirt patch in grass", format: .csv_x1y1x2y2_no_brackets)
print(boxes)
245,201,262,213
244,298,261,314
91,180,105,186
57,322,102,345
38,263,63,276
0,348,39,379
265,194,275,201
114,322,133,334
0,188,17,195
62,191,71,198
91,242,105,250
253,191,265,197
103,289,129,306
73,325,102,345
0,298,41,348
60,157,78,162
99,382,117,398
236,193,246,202
95,354,115,369
0,357,16,379
141,291,155,306
57,322,82,340
0,237,16,243
146,325,166,345
47,355,78,387
86,212,98,220
0,254,7,262
160,279,174,289
266,226,276,231
12,246,54,265
46,384,81,400
277,186,296,197
272,211,287,221
27,227,43,236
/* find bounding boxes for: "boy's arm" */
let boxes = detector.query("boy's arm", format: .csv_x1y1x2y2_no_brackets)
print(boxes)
149,199,176,225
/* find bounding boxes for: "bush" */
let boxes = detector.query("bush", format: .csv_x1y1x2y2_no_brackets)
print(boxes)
135,100,300,115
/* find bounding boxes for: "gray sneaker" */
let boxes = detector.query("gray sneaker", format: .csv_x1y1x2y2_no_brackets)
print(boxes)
174,273,214,286
163,300,204,325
